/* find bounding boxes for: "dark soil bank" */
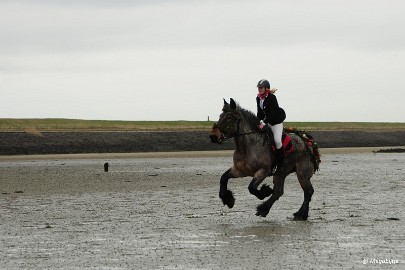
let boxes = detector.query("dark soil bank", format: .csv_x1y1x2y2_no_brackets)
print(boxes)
1,131,404,155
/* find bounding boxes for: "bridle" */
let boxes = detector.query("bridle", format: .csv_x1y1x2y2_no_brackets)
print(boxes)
221,119,258,141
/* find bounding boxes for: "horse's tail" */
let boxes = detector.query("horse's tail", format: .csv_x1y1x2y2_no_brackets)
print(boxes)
285,128,321,171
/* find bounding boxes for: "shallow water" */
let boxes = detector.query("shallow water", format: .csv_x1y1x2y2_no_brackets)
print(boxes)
1,153,404,269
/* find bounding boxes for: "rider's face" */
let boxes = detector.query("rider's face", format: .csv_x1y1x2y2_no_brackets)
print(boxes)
258,86,265,94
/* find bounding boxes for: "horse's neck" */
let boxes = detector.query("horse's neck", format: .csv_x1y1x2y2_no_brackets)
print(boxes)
238,117,256,134
233,121,265,152
234,134,266,159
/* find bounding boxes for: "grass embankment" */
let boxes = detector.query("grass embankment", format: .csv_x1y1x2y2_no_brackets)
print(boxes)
0,118,404,132
0,119,212,132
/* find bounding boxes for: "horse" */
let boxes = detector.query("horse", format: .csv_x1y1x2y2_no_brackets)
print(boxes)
209,98,321,220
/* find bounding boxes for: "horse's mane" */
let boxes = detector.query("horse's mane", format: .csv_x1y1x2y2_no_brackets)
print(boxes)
235,103,260,131
223,99,260,131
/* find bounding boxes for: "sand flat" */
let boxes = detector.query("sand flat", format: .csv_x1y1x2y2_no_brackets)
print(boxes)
2,146,404,161
0,152,404,269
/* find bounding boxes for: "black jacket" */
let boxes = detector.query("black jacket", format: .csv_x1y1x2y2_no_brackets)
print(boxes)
256,94,286,126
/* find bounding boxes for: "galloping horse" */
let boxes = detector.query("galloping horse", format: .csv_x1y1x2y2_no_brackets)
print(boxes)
210,98,320,220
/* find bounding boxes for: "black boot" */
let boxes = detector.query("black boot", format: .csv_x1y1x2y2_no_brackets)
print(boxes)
276,148,284,168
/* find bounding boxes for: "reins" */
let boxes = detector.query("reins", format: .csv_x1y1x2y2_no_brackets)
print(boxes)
233,119,259,137
219,108,261,141
222,129,257,142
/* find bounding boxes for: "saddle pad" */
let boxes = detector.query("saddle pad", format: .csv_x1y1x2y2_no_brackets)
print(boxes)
271,133,295,156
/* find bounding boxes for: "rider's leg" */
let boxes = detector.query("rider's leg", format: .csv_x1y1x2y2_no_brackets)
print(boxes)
270,123,284,166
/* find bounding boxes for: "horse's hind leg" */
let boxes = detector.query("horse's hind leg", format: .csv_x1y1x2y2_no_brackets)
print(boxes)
293,181,314,220
294,158,315,220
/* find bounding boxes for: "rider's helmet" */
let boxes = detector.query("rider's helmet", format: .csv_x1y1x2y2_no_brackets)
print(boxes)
257,79,270,89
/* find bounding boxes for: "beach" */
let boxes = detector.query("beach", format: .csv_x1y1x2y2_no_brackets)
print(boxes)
1,148,404,269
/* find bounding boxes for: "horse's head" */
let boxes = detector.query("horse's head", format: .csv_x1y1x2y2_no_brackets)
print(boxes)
213,98,241,139
209,124,225,144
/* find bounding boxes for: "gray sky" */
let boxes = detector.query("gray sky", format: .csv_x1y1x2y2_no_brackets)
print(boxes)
1,0,404,122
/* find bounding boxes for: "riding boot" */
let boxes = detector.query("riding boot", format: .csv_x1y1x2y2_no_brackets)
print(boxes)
276,148,285,167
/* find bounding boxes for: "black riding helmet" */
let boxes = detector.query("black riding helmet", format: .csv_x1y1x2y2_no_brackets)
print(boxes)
257,79,270,89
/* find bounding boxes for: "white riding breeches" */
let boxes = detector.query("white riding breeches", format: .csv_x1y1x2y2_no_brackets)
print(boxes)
270,123,284,149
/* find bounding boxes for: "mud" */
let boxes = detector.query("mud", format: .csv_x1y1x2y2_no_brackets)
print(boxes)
0,151,404,269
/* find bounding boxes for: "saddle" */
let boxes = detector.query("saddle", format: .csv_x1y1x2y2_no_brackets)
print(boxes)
262,128,295,157
261,127,295,175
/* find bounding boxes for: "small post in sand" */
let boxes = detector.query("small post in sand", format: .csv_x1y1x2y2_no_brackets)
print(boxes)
104,162,109,172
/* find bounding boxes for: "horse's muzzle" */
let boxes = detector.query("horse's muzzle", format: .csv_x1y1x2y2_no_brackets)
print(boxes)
209,134,225,144
209,126,225,144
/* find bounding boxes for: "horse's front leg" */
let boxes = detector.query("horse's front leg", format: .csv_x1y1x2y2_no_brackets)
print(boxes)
256,172,286,217
219,169,236,208
248,169,273,200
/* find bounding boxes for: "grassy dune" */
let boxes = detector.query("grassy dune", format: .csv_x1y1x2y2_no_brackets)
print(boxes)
0,118,404,132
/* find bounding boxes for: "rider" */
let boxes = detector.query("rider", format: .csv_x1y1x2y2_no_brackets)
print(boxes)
256,79,286,168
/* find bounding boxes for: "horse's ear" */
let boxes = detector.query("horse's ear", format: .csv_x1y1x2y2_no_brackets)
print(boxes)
230,98,236,110
223,98,229,105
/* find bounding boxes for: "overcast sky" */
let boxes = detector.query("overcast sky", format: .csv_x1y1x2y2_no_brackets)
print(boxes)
1,0,404,122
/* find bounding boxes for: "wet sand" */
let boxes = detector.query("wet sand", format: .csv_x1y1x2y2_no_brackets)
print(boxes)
1,150,404,269
1,146,404,161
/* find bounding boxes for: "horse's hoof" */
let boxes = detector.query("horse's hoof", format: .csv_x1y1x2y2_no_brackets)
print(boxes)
260,184,273,198
220,190,235,208
256,204,269,217
226,198,235,208
293,215,308,221
293,211,308,221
